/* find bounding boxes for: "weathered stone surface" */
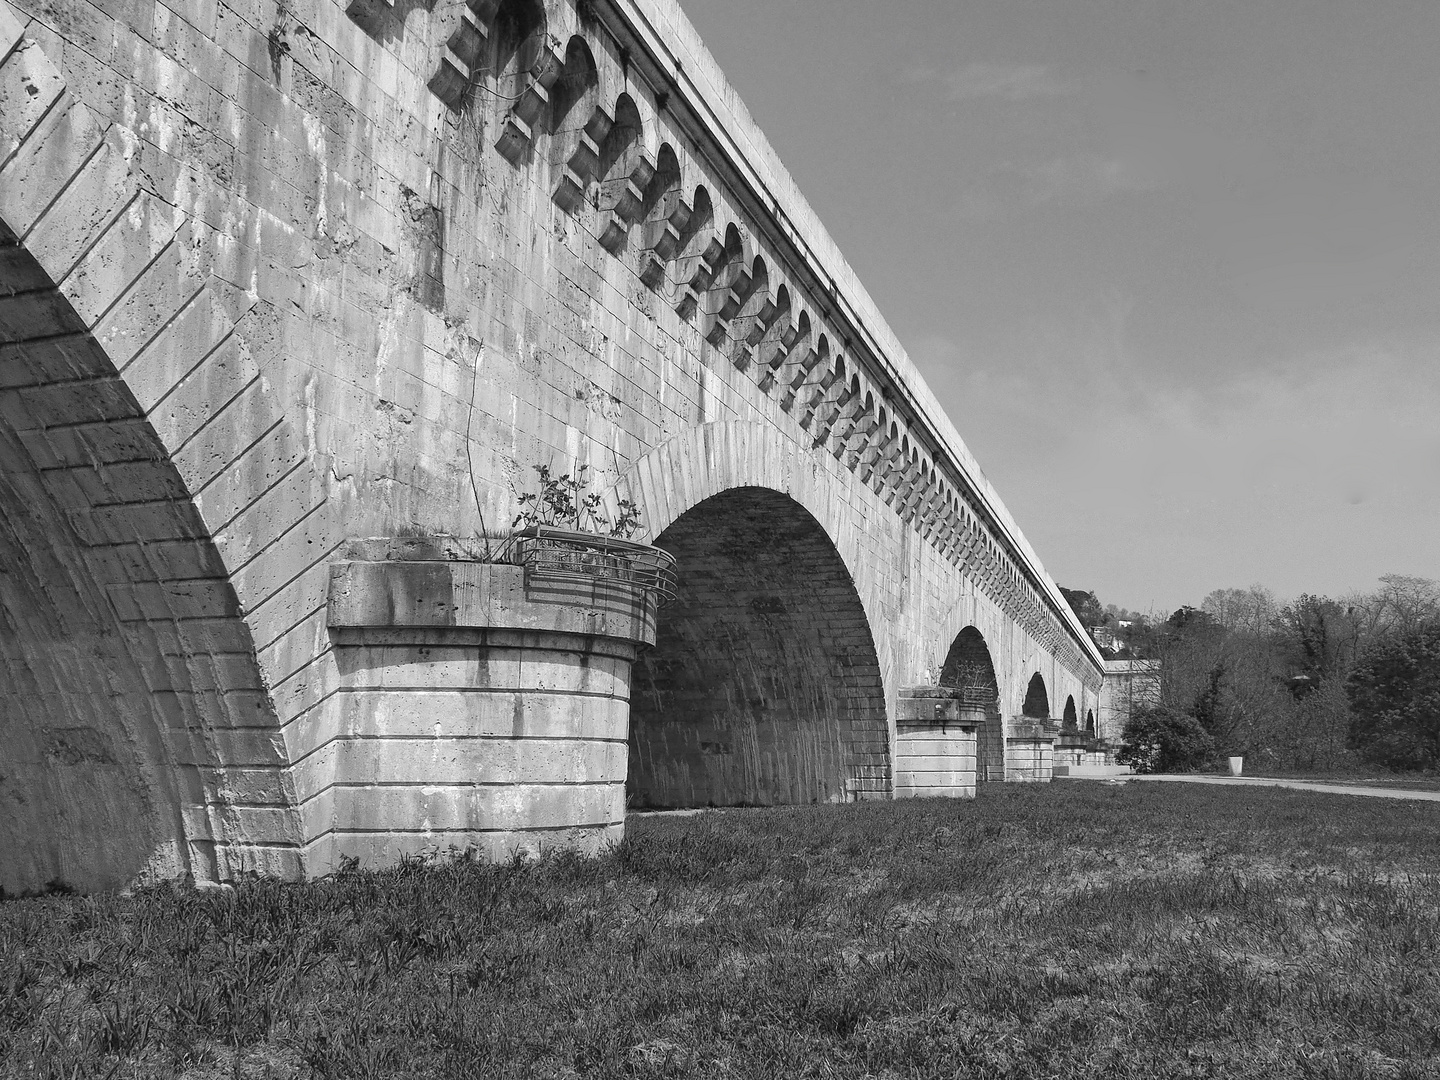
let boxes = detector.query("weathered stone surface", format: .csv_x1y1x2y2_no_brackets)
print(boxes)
311,558,649,871
0,0,1116,890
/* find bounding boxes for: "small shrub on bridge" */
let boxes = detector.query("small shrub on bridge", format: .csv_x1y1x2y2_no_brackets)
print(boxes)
1117,704,1215,773
511,464,641,539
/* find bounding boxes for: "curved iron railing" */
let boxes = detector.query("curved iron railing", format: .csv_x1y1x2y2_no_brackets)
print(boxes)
497,526,679,604
905,685,1000,709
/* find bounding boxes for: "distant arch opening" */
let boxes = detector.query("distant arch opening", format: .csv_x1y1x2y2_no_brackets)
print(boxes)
1086,709,1096,737
1062,695,1078,732
628,487,889,807
939,626,1003,782
1022,672,1050,720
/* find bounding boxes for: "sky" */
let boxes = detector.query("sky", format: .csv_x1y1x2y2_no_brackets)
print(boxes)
679,0,1440,616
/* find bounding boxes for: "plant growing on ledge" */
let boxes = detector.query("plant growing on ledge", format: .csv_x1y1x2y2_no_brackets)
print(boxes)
503,465,675,602
511,464,641,539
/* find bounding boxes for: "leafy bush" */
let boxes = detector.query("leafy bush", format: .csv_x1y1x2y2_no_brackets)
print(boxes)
512,464,641,538
1116,705,1215,773
1347,623,1440,770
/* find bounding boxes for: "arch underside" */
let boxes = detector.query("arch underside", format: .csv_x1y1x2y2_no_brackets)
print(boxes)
0,253,297,892
628,486,889,807
1023,672,1051,720
939,626,1003,783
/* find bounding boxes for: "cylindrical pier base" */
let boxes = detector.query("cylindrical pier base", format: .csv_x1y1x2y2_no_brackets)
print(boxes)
311,556,657,873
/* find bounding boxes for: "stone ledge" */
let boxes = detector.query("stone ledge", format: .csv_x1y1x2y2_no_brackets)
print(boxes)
327,559,657,648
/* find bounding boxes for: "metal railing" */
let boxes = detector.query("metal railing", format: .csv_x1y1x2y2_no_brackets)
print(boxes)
496,526,679,604
902,685,1000,710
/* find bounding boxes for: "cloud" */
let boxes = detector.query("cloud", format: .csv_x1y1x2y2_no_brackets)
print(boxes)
911,318,1440,610
907,62,1069,103
1014,153,1159,205
944,153,1161,221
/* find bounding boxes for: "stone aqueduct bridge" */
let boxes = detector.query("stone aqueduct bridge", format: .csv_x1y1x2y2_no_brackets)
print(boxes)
0,0,1116,893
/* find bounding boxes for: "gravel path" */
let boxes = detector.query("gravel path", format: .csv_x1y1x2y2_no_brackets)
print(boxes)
1124,774,1440,802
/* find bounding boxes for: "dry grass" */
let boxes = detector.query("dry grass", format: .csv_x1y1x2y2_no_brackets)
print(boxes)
5,783,1440,1078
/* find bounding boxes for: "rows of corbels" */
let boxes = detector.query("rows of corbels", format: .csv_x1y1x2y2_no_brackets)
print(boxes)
411,0,1078,664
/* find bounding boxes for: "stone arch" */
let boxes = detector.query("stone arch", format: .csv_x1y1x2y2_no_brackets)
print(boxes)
549,36,599,140
597,94,644,194
639,144,682,229
635,143,685,285
939,626,1004,783
827,375,866,460
1062,694,1078,731
703,226,758,346
1022,672,1051,720
0,32,328,891
783,332,829,413
595,94,661,251
491,0,546,99
1085,708,1096,737
620,422,895,807
802,351,845,435
0,232,301,895
678,184,714,254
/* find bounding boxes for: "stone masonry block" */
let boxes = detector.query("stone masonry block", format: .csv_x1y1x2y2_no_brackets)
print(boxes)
26,412,163,469
65,498,204,547
23,120,141,283
324,782,621,834
290,738,628,803
0,38,66,169
0,286,86,340
3,373,135,430
168,376,275,491
0,96,104,241
63,190,179,327
124,289,250,413
193,420,305,533
227,502,339,612
213,461,323,568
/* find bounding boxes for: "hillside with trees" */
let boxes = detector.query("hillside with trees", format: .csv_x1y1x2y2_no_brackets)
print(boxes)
1061,575,1440,773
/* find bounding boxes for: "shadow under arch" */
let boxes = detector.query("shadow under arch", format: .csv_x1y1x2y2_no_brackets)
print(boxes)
939,626,1004,783
628,486,887,808
492,0,546,97
1062,694,1078,732
1023,672,1051,721
0,238,301,894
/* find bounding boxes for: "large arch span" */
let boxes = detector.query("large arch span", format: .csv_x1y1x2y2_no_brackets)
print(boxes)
621,422,902,805
0,31,306,891
628,486,888,807
0,257,301,893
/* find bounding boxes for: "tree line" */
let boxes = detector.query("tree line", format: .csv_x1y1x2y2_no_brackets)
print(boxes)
1061,575,1440,774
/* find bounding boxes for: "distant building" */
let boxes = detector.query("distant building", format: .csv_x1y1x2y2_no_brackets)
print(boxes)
1089,626,1118,651
1099,660,1163,740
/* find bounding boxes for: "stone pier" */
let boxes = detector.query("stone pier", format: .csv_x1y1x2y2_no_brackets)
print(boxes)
1005,724,1057,783
893,688,983,799
317,545,657,869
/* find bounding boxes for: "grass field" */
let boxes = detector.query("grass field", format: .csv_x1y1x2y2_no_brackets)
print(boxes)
5,782,1440,1079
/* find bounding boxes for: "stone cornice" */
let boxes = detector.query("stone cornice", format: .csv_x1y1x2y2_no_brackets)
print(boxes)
593,0,1105,672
